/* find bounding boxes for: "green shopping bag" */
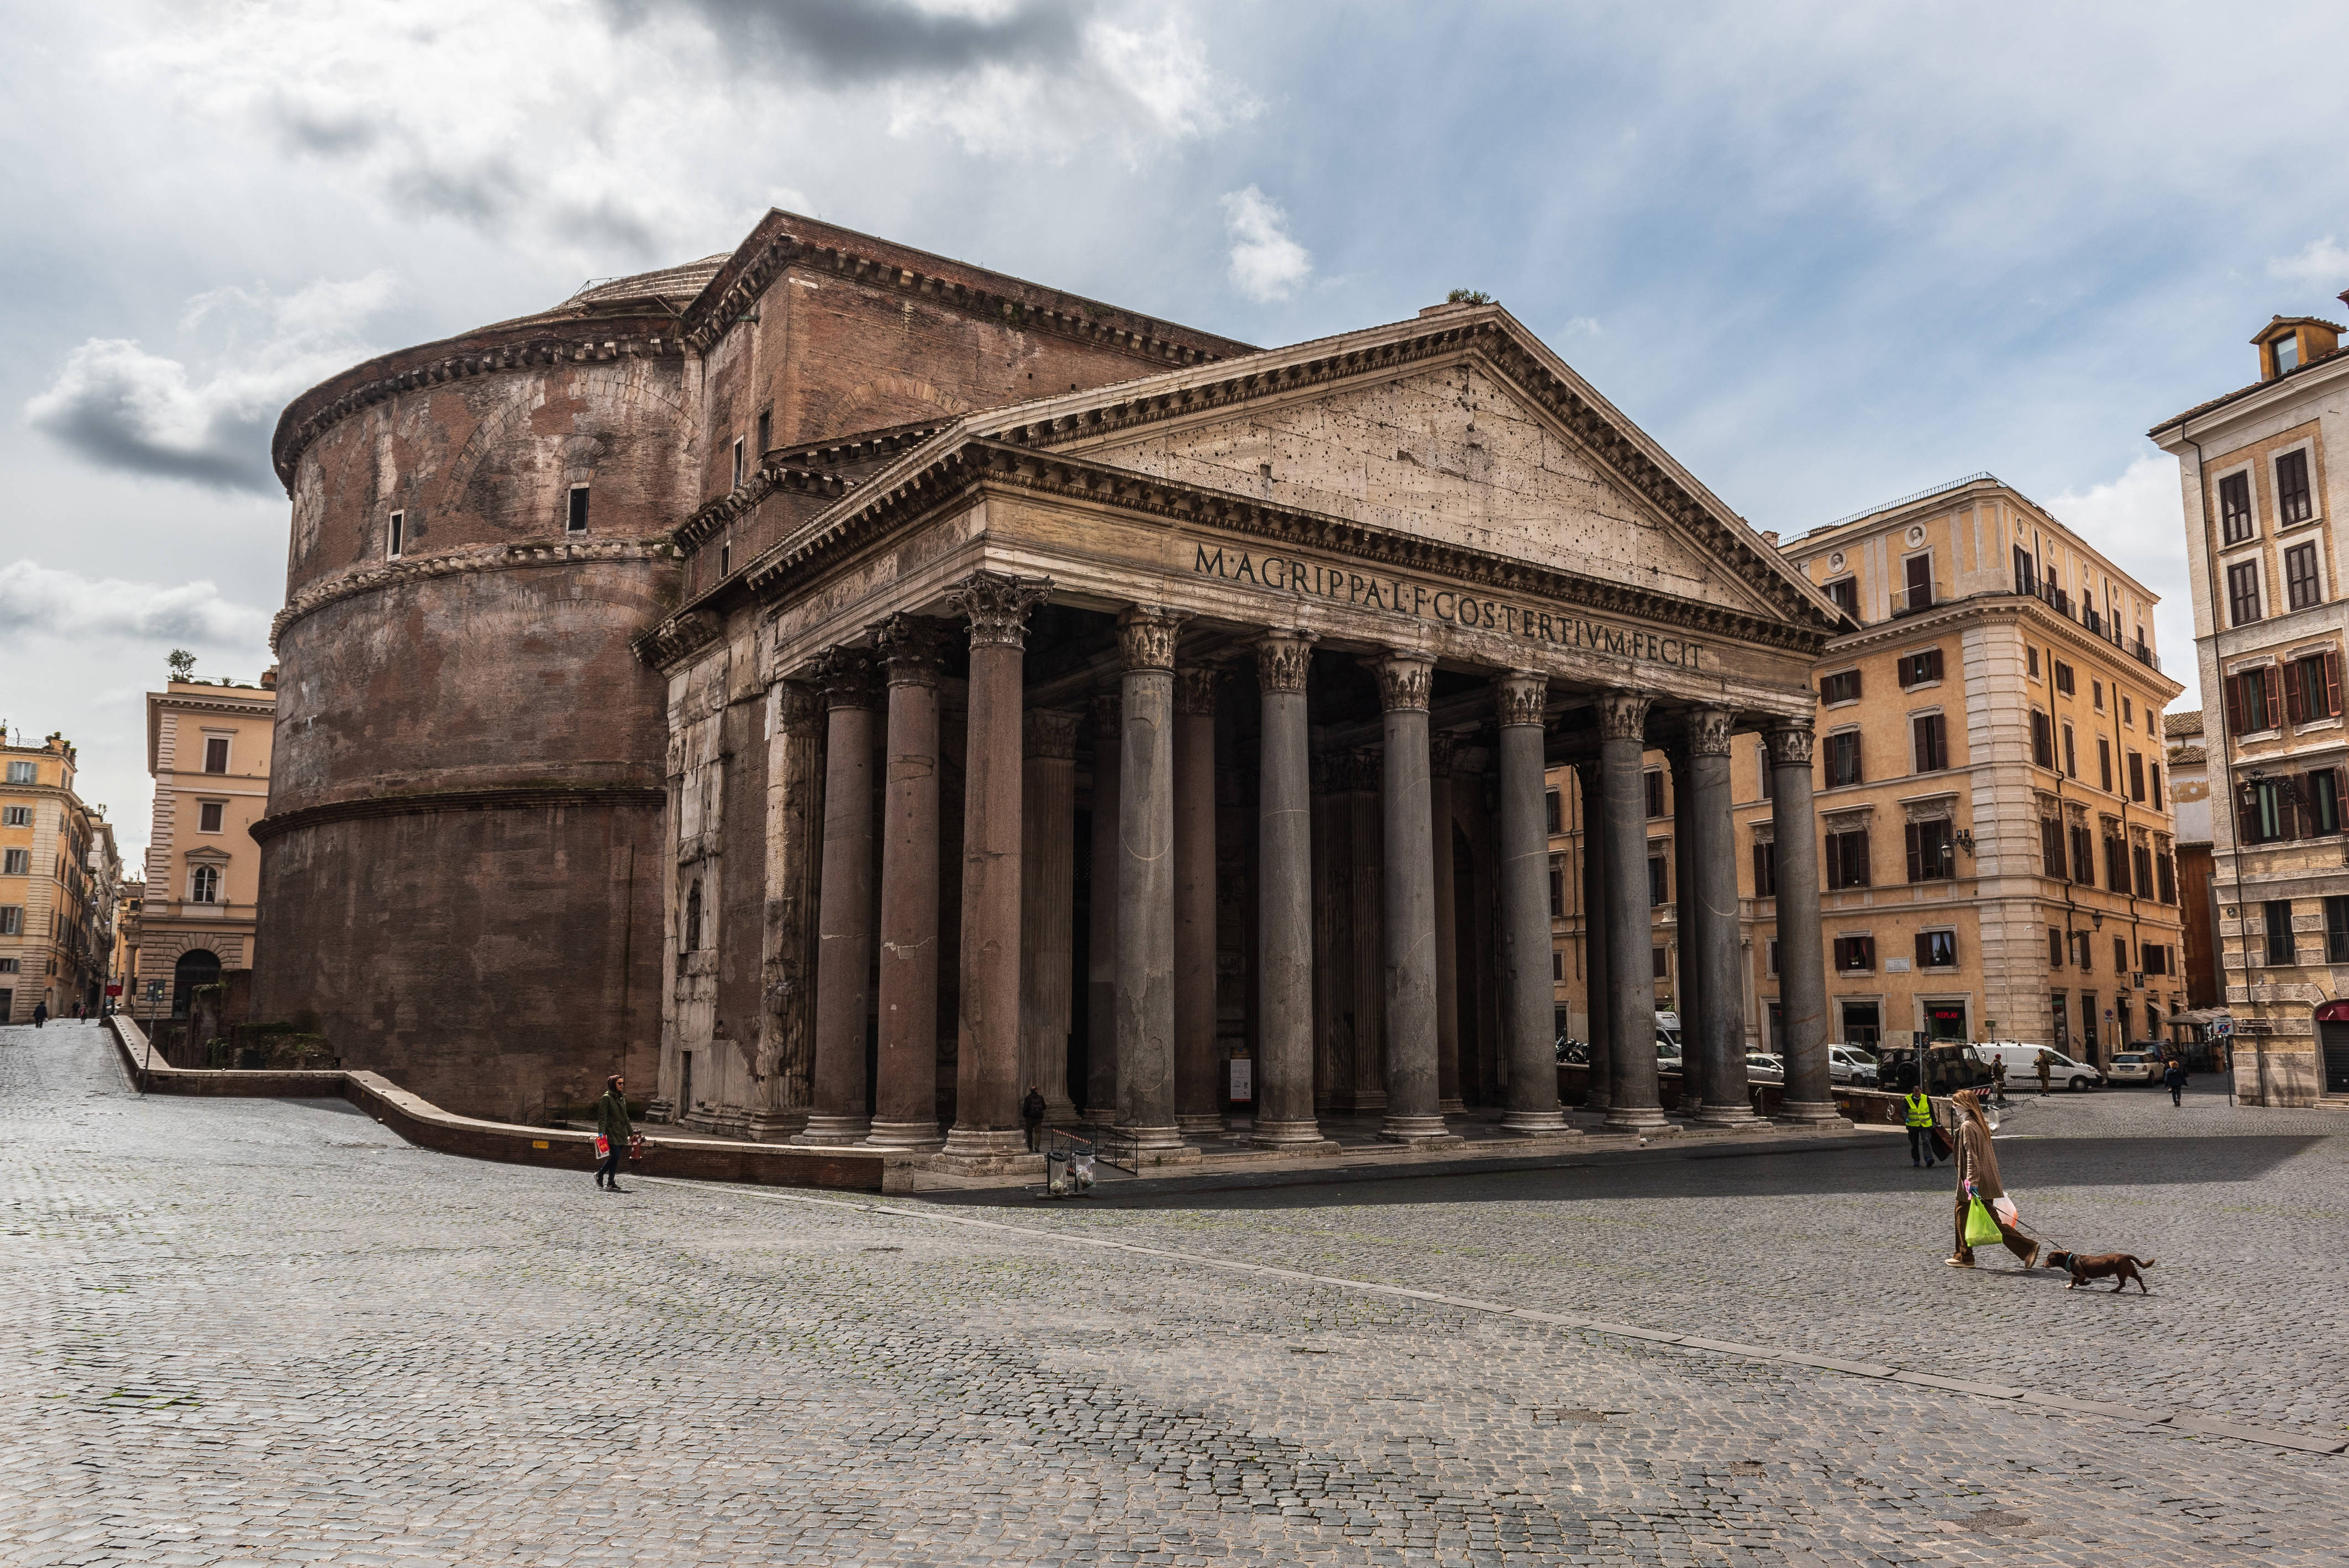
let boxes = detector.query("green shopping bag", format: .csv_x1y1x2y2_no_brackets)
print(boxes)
1963,1196,2002,1248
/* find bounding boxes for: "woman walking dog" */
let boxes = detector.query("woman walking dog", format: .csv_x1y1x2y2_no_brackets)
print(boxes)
1946,1088,2037,1269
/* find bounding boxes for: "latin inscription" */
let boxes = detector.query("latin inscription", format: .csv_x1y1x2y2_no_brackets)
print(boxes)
1191,544,1705,670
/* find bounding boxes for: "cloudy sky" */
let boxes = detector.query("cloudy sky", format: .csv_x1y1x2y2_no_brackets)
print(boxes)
7,0,2347,869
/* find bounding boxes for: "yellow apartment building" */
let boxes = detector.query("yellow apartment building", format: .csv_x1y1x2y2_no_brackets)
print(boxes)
2155,309,2349,1102
1548,475,2188,1065
0,731,119,1020
142,673,277,1015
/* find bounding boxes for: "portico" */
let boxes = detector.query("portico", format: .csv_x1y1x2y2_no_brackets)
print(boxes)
649,304,1847,1166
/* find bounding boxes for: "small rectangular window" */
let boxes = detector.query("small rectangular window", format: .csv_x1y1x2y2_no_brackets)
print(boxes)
1912,713,1947,774
203,737,230,774
2071,823,2094,883
2040,817,2066,877
1644,770,1666,819
1832,935,1875,972
1904,819,1956,882
721,542,732,577
1545,789,1562,834
732,436,745,490
0,806,25,827
0,907,19,936
2278,448,2314,525
2286,541,2322,611
2122,696,2133,723
2127,751,2145,802
2063,723,2078,778
2027,646,2041,678
2048,925,2063,967
1752,838,1776,898
6,761,33,785
2098,737,2112,792
387,510,405,559
1916,930,1958,968
1758,747,1774,799
2227,666,2280,734
1647,851,1670,907
1896,648,1945,687
198,802,224,833
2328,896,2349,964
1826,730,1863,788
2264,898,2297,965
1823,576,1859,618
2150,763,2164,811
567,486,590,534
1,849,26,876
2093,679,2105,711
2228,559,2263,625
1820,669,1861,704
1825,828,1871,889
756,407,773,455
2220,472,2254,543
2054,662,2074,695
1548,854,1565,919
2030,711,2054,769
1651,945,1668,980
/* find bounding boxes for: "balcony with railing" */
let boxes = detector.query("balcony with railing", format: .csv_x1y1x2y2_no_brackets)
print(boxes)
1890,583,1937,618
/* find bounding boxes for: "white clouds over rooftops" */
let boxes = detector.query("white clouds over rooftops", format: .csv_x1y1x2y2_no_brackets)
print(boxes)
0,559,272,649
1220,185,1310,303
2267,235,2349,292
25,273,396,493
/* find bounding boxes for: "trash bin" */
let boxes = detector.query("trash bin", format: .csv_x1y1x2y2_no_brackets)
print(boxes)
1045,1149,1072,1197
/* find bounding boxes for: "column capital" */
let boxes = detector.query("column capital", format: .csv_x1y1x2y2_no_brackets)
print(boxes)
1429,730,1460,775
1363,650,1436,713
1765,717,1817,766
1335,746,1383,792
1493,669,1548,728
1596,691,1652,743
1116,604,1191,671
1090,690,1121,735
808,646,880,711
1024,708,1083,760
948,570,1053,649
778,678,824,737
1689,706,1736,757
1173,666,1221,718
870,612,945,687
1253,629,1317,694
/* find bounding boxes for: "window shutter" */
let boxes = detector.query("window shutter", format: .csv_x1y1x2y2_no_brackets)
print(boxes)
2263,665,2283,728
2330,652,2343,718
2288,662,2308,725
1915,930,1932,967
1905,822,1922,882
1928,648,1944,681
2225,673,2245,735
1859,936,1875,969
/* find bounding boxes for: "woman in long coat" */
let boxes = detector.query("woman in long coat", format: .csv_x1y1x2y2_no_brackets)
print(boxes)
1947,1088,2037,1268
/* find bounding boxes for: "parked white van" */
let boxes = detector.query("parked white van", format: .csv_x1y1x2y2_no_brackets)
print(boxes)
1975,1041,2102,1091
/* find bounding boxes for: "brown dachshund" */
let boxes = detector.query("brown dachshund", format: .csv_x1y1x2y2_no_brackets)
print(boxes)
2042,1250,2156,1293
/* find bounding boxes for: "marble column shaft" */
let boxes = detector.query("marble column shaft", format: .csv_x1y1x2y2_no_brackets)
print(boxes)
1172,668,1222,1134
1346,754,1386,1111
797,649,879,1146
1116,606,1190,1153
1084,693,1121,1120
1020,709,1082,1125
1576,760,1611,1113
865,618,944,1149
760,679,824,1128
1251,632,1329,1149
1600,692,1669,1132
1770,719,1842,1123
1669,745,1701,1111
1370,652,1452,1145
1497,672,1569,1133
1430,737,1463,1117
1689,709,1759,1126
940,571,1050,1161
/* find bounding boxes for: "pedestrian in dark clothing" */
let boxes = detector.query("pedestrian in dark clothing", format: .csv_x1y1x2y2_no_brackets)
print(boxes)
1021,1085,1047,1152
595,1075,633,1191
1947,1089,2037,1270
2164,1060,2188,1107
2035,1051,2052,1096
31,1001,47,1028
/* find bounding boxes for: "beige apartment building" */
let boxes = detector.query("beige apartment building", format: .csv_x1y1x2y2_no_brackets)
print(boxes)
1547,475,2187,1064
142,673,276,1015
0,730,120,1020
2155,308,2349,1103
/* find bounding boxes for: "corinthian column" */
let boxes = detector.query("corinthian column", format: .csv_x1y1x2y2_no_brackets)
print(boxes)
1116,606,1197,1160
1575,759,1611,1114
795,646,879,1146
864,615,945,1149
1367,650,1457,1146
939,570,1051,1163
1769,717,1842,1125
1021,708,1083,1125
1689,707,1763,1127
1173,666,1223,1135
759,678,823,1133
1600,690,1669,1132
1084,692,1121,1120
1251,630,1334,1151
1497,670,1570,1134
1430,733,1464,1117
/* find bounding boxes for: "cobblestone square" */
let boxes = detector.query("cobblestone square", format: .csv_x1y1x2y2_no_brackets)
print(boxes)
8,1020,2348,1566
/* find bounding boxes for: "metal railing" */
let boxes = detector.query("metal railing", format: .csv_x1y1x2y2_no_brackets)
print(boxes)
1890,584,1936,617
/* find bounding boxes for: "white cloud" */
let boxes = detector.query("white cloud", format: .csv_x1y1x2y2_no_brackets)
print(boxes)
1220,185,1311,303
25,273,396,492
0,559,274,648
2268,235,2349,288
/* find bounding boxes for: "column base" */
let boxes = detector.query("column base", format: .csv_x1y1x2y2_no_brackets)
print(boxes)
1499,1108,1578,1136
1602,1104,1674,1133
1439,1098,1468,1116
792,1114,872,1147
1774,1098,1850,1127
1122,1124,1203,1165
1175,1113,1227,1136
861,1119,945,1151
1248,1118,1338,1153
740,1109,811,1143
1378,1114,1465,1148
1691,1102,1772,1129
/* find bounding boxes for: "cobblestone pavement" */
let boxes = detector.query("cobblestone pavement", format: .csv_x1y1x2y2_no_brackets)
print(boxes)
7,1022,2347,1566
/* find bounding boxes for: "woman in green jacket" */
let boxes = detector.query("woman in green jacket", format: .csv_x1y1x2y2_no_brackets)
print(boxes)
1947,1088,2036,1269
595,1075,633,1192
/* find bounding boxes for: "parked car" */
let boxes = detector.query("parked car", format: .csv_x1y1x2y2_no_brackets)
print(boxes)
1656,1038,1684,1076
1744,1051,1785,1084
1828,1044,1879,1086
2101,1050,2162,1085
1975,1041,2103,1091
1655,1011,1683,1055
1877,1042,1995,1095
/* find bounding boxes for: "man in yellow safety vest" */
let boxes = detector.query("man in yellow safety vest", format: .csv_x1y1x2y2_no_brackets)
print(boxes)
1905,1088,1937,1168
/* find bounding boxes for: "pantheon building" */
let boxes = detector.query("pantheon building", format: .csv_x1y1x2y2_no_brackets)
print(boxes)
253,212,1847,1164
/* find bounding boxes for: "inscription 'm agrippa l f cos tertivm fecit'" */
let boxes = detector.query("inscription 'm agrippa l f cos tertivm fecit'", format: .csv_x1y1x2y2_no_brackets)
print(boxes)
1191,543,1706,670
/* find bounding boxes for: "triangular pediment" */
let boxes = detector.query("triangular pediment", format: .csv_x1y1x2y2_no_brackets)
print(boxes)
970,308,1840,634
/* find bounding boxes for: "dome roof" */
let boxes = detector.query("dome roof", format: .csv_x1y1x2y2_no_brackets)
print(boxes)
564,256,731,312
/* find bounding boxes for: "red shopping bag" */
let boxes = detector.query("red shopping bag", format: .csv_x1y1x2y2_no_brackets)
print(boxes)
593,1134,610,1161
